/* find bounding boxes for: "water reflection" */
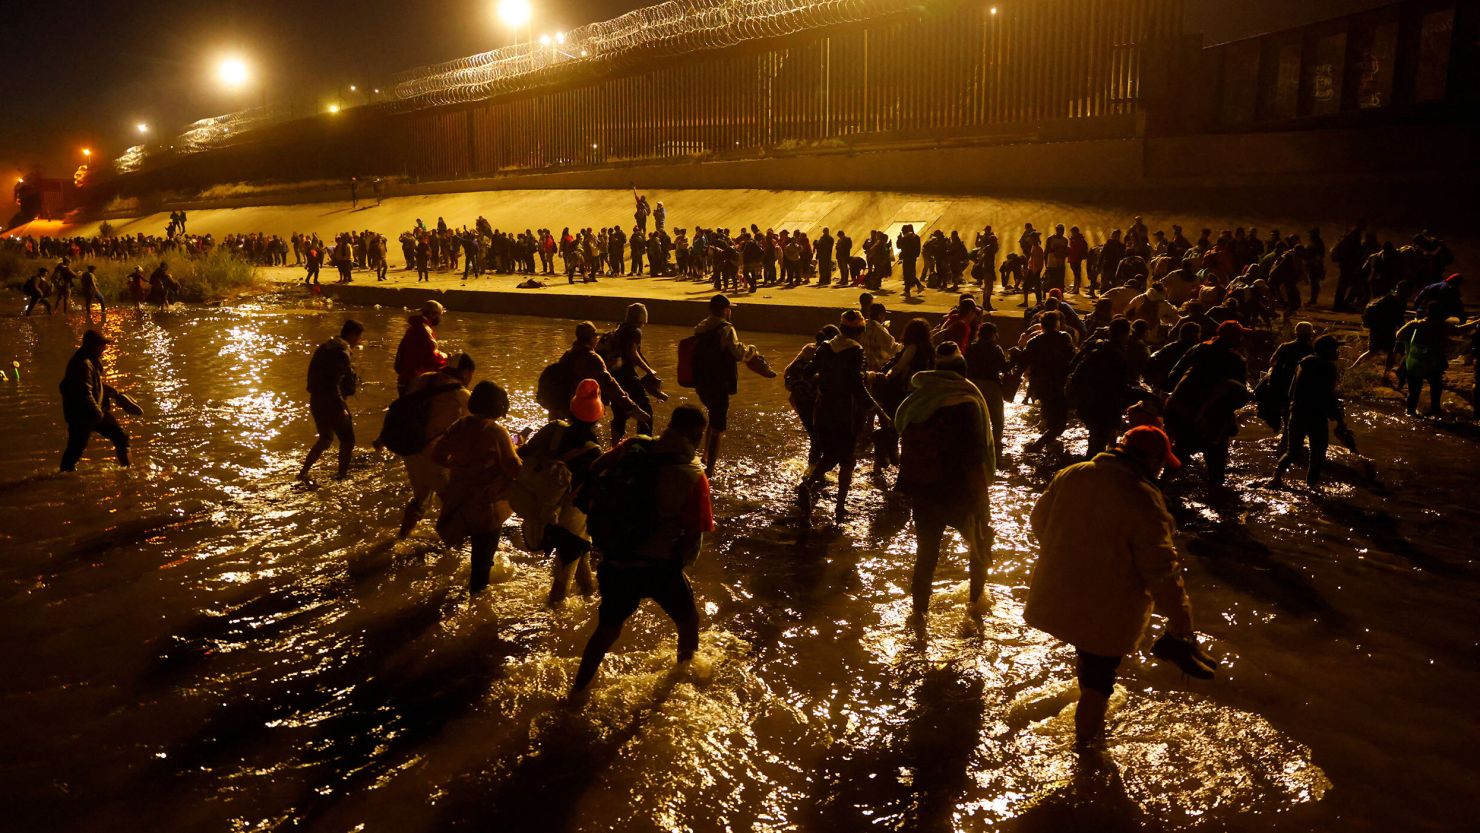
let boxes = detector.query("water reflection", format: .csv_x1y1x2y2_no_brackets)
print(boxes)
0,297,1473,833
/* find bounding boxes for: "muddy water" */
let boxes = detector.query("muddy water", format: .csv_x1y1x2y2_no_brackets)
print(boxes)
0,298,1474,833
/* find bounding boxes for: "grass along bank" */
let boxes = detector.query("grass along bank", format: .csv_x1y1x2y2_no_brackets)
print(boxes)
4,250,265,305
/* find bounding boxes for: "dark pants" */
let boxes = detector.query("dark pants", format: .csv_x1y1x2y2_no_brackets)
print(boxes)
470,532,498,593
818,257,833,286
612,374,654,439
573,562,699,689
61,413,129,472
911,501,991,613
1275,414,1329,483
1045,264,1066,293
1407,372,1444,415
305,396,354,476
304,263,320,284
902,258,921,295
1076,650,1122,695
1032,392,1068,446
1069,261,1083,292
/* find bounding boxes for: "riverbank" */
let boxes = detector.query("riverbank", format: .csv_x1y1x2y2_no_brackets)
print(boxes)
263,264,1018,337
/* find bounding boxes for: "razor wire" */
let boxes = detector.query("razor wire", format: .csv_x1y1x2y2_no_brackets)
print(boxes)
115,0,922,169
392,0,921,108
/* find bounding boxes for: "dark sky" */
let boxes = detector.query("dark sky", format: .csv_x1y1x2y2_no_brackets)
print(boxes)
2,0,1386,180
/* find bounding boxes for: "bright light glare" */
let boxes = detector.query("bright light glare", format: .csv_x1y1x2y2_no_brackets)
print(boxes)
328,103,341,114
989,5,998,14
539,33,551,46
217,56,251,89
136,122,150,134
496,0,532,28
82,148,92,157
555,31,565,44
349,85,357,91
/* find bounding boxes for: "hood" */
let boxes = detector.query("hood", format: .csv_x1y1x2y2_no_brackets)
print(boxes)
694,315,730,335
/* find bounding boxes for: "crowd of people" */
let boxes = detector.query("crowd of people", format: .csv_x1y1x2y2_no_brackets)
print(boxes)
50,223,1475,745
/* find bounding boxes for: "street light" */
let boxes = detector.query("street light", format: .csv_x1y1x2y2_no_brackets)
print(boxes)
82,148,92,158
217,56,251,89
136,122,150,135
496,0,533,44
328,103,341,114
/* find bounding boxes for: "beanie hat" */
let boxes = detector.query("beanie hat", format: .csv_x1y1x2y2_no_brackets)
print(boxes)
569,378,604,423
934,341,967,374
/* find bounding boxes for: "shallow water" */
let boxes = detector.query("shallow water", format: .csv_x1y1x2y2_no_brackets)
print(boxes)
0,297,1475,833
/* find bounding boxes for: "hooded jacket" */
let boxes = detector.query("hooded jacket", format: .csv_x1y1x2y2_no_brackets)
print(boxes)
1026,451,1193,656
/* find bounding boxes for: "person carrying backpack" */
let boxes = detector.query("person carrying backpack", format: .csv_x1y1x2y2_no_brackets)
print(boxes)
571,404,713,695
687,294,764,477
392,354,475,538
520,379,606,606
537,321,648,427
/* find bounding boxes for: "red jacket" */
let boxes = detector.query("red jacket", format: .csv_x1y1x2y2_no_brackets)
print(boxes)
394,315,446,389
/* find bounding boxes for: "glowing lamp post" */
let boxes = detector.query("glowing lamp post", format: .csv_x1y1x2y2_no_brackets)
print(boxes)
496,0,534,46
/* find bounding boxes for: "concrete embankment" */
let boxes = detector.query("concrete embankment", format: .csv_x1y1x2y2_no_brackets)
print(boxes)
292,270,1027,339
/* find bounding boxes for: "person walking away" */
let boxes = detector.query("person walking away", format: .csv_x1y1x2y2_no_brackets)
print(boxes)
1164,321,1252,487
23,268,52,316
394,301,447,395
875,318,937,467
1254,321,1315,435
1066,318,1135,457
1026,425,1210,747
784,325,839,468
1352,290,1406,377
690,294,766,477
59,330,133,471
522,380,606,605
799,311,884,523
433,381,522,593
1396,303,1452,417
895,342,995,618
394,354,475,537
299,319,363,482
571,404,713,694
79,264,105,319
1017,311,1076,451
965,321,1010,459
1271,336,1348,489
52,257,77,314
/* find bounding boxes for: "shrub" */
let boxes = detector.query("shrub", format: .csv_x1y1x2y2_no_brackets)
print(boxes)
92,250,263,303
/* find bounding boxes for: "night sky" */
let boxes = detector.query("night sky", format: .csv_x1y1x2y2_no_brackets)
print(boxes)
2,0,1386,179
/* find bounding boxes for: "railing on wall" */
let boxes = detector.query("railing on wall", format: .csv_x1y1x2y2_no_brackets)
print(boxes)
394,0,1180,180
113,0,1182,184
1205,0,1476,130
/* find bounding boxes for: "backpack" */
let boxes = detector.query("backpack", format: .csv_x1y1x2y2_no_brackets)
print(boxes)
378,382,461,456
1361,297,1387,329
506,423,574,551
584,438,663,556
535,357,575,412
676,334,698,388
595,328,618,368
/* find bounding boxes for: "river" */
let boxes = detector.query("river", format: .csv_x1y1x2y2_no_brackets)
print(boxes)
0,296,1475,832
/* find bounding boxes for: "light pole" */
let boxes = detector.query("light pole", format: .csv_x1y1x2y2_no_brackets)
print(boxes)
496,0,534,47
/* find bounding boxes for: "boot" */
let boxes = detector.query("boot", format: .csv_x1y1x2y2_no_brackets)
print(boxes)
397,500,422,539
